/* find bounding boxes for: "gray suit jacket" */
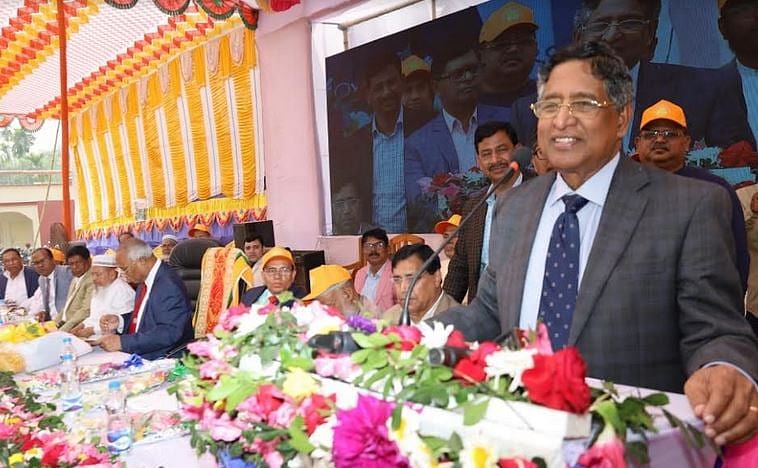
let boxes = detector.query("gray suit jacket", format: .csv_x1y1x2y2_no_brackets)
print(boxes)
436,157,758,392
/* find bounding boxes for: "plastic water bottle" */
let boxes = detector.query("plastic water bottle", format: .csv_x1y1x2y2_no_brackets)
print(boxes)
105,380,132,455
62,336,77,360
59,353,83,411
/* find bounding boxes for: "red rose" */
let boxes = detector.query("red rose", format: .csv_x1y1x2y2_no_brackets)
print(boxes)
299,393,336,434
383,325,422,351
42,443,67,465
499,458,539,468
446,330,467,348
521,347,591,413
453,341,501,383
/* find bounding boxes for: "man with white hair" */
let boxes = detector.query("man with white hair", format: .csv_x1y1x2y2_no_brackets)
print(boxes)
71,255,135,339
93,238,193,359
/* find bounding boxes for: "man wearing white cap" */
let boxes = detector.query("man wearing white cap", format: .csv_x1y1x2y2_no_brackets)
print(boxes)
71,254,135,339
160,235,179,259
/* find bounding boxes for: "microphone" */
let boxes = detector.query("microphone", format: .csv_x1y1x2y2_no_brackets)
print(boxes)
307,331,361,354
399,146,533,326
428,346,469,366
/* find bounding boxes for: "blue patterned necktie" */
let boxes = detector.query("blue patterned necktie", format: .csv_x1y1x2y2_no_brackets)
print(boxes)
538,194,589,349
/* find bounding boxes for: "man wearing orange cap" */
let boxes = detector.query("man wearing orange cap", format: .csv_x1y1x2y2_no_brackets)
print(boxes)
303,265,378,318
188,224,212,239
241,247,305,307
635,99,748,292
478,2,539,109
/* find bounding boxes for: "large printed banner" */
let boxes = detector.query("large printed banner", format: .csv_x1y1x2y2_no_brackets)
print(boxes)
326,0,758,234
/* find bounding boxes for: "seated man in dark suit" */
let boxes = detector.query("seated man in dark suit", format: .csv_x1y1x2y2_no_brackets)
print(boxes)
0,248,39,308
241,247,305,307
510,0,755,151
96,238,193,360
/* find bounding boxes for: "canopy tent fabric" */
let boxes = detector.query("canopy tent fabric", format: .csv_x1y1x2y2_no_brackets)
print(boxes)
0,0,300,241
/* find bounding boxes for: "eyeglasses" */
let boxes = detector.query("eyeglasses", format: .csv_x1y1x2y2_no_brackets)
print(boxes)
639,129,686,141
391,271,428,286
264,266,294,276
581,19,650,36
481,36,536,51
438,65,479,82
362,241,386,250
333,197,359,210
530,99,612,119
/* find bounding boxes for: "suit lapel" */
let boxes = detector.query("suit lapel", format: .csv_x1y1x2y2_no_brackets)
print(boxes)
500,173,556,328
432,116,459,172
569,158,650,344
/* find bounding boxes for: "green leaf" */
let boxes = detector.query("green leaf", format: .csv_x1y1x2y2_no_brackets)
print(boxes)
625,441,650,465
391,404,403,430
463,398,489,426
226,383,256,412
206,375,241,402
351,348,372,364
366,333,392,347
594,400,626,437
365,351,388,369
288,416,316,454
449,432,463,452
642,393,669,406
364,366,392,389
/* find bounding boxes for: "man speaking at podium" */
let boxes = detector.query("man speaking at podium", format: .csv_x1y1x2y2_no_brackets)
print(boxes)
435,41,758,446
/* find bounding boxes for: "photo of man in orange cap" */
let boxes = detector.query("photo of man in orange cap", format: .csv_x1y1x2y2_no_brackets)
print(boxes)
188,223,212,239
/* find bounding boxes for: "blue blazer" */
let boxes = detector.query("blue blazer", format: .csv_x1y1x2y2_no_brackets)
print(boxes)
0,267,39,300
404,104,511,204
511,61,755,151
120,262,193,360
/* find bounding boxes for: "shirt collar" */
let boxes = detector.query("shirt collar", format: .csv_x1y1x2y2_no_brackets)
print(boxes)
736,60,758,77
442,107,478,134
371,108,404,137
420,291,446,322
367,260,388,279
145,259,162,288
548,153,620,209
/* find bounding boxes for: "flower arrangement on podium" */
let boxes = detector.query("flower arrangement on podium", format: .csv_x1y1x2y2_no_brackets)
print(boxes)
173,301,704,468
0,372,113,467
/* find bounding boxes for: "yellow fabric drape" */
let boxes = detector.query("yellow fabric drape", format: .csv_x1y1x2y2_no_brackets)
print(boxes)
71,27,261,233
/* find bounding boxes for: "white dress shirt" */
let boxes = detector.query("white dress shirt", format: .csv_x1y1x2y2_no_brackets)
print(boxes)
3,268,32,306
519,154,620,329
84,277,135,334
119,260,161,333
442,108,478,173
27,270,57,317
361,262,386,302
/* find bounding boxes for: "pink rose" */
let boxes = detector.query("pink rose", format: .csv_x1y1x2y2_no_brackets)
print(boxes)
207,413,243,442
199,359,233,380
577,425,627,468
383,325,422,351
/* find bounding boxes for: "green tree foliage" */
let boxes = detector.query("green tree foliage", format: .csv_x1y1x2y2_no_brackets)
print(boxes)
0,125,61,184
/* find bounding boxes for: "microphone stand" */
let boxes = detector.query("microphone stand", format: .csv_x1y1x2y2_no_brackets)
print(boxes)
399,160,524,326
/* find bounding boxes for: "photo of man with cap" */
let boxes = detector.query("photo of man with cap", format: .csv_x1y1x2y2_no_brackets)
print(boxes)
160,234,179,259
478,1,539,109
434,214,461,282
401,54,437,135
302,265,379,318
241,247,305,307
634,99,749,292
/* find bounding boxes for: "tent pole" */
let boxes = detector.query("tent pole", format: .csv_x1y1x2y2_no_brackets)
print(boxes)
57,0,72,240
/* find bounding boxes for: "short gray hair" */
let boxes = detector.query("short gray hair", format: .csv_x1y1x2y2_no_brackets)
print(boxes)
118,238,154,261
537,41,633,109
